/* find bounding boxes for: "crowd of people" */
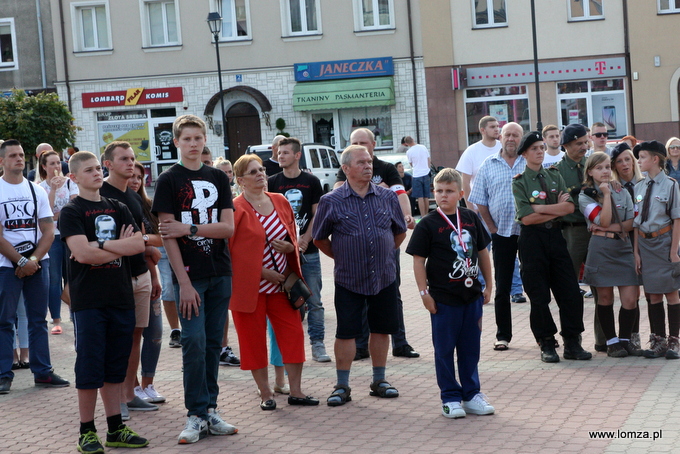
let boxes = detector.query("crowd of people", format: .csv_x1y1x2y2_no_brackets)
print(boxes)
2,112,680,451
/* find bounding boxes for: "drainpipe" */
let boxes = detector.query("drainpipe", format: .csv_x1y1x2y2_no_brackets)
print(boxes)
58,0,73,112
622,0,635,136
407,0,420,143
36,0,47,89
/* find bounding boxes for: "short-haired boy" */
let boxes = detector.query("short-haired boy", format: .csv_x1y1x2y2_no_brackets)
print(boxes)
59,151,148,452
406,168,495,419
151,114,237,444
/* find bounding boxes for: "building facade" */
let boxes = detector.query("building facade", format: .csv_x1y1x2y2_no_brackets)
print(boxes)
49,0,428,182
0,0,57,93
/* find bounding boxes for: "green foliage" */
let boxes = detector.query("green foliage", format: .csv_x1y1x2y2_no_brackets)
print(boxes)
0,89,79,157
275,117,290,137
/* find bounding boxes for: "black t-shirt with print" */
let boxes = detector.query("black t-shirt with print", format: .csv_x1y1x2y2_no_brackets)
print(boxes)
151,163,233,282
406,207,490,306
335,156,403,187
99,181,148,277
59,196,137,312
268,171,323,255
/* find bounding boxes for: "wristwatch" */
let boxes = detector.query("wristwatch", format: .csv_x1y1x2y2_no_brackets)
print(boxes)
189,224,198,236
29,256,38,263
143,234,149,243
97,239,106,249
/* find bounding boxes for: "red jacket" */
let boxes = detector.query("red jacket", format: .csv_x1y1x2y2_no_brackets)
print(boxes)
229,192,302,313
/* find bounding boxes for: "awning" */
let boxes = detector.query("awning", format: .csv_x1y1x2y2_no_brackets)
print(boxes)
292,77,395,111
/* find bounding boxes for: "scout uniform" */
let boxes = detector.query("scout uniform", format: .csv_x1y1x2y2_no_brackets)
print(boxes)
512,131,589,362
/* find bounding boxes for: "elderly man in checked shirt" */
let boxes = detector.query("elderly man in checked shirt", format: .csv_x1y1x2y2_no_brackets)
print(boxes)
468,122,526,352
313,145,407,407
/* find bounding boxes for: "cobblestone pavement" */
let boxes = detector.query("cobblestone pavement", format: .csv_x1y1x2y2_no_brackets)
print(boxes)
2,232,678,453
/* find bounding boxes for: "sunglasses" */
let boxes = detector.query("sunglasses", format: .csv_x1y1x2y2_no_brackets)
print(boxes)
244,167,266,176
593,132,609,138
669,145,680,151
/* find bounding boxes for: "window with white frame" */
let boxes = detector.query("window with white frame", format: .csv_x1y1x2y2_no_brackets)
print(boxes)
659,0,680,13
355,0,394,31
472,0,507,28
464,86,529,145
72,2,111,51
141,0,180,47
283,0,321,36
219,0,250,40
0,18,18,70
568,0,604,21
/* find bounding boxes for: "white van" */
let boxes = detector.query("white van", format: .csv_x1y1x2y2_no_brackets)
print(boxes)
245,142,341,193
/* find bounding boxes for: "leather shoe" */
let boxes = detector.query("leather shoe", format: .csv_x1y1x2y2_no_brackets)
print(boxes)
594,344,607,353
393,344,420,358
353,348,370,361
288,395,319,406
563,338,593,360
0,377,11,394
540,338,560,363
260,399,276,411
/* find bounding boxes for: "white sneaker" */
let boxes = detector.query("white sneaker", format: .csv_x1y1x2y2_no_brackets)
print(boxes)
143,384,166,403
312,342,331,362
134,385,149,402
462,393,495,415
442,401,466,419
178,415,208,444
206,408,238,435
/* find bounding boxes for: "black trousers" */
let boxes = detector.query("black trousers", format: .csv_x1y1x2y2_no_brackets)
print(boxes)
492,233,519,342
518,224,585,340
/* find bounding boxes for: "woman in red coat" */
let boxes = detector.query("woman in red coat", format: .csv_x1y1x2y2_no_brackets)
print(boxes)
229,154,318,410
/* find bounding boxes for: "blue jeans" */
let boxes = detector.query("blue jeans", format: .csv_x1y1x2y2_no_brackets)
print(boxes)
511,257,523,295
14,293,28,349
48,235,65,321
174,276,231,418
302,252,324,343
0,261,52,379
141,298,163,378
431,297,483,403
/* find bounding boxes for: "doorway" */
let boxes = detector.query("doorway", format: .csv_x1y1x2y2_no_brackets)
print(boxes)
226,102,261,162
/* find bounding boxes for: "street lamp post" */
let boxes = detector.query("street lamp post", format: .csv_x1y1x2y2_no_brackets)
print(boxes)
530,0,542,131
207,12,229,158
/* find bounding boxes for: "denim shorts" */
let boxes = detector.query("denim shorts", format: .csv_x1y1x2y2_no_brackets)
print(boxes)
412,175,431,199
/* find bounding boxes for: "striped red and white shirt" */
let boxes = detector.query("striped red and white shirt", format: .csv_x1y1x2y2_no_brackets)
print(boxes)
258,209,288,293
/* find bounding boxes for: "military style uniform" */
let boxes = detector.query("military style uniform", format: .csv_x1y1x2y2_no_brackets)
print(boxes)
555,154,605,347
512,166,585,343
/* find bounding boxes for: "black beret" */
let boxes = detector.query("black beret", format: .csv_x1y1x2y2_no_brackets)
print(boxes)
610,142,631,162
633,140,666,159
560,124,588,145
517,131,543,156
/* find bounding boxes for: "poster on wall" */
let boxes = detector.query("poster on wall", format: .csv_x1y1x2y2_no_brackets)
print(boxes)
591,93,627,139
98,121,151,162
489,104,509,127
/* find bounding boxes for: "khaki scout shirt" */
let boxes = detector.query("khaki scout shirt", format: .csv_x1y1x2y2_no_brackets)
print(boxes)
633,171,680,233
555,154,587,224
513,166,573,223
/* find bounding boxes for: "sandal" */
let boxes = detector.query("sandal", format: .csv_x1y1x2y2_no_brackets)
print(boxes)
493,340,509,351
369,379,399,398
327,385,352,407
51,325,62,335
260,399,276,411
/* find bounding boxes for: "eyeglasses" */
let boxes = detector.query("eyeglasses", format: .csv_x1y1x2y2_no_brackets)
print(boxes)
244,167,266,176
669,145,680,151
593,132,609,138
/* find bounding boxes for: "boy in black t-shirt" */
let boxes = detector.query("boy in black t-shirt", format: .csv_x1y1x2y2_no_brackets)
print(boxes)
151,115,237,444
406,168,495,420
59,151,148,452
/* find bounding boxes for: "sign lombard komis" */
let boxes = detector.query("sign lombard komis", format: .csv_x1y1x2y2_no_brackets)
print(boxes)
294,57,394,82
82,87,183,108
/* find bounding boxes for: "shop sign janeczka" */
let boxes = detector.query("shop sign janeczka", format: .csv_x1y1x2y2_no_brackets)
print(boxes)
295,57,394,82
83,87,183,108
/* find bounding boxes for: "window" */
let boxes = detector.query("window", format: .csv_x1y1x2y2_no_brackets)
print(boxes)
472,0,507,28
355,0,394,31
142,0,180,47
568,0,604,21
219,0,250,40
283,0,321,36
338,106,393,149
72,2,111,51
659,0,680,13
0,18,18,70
465,85,528,145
